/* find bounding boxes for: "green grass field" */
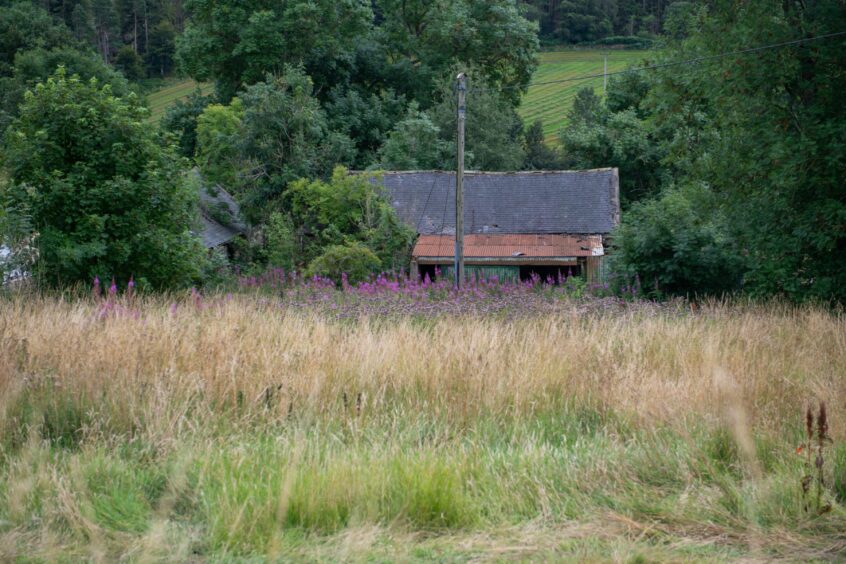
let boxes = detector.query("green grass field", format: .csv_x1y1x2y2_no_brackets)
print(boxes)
519,49,649,142
144,78,212,122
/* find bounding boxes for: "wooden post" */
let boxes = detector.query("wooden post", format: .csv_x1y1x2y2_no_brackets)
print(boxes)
455,72,466,288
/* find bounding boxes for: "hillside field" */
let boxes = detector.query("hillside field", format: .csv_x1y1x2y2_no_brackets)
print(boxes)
1,289,845,561
145,78,212,122
144,51,648,137
519,49,649,142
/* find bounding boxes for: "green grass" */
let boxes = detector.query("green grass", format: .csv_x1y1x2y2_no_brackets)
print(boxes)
1,297,845,561
144,78,212,122
519,49,650,142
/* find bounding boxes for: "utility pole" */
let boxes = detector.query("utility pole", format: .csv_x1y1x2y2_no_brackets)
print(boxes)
603,52,608,95
454,72,466,288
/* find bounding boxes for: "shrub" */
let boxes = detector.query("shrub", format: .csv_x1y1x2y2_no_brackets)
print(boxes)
612,184,743,297
306,242,381,285
2,69,206,289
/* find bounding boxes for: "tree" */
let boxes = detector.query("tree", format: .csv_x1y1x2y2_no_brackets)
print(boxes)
114,44,144,79
379,103,451,170
325,86,408,170
0,2,76,77
376,0,539,106
613,184,742,297
1,46,130,133
176,0,372,101
592,0,846,302
2,69,206,289
306,242,381,285
160,88,213,158
144,19,176,76
204,68,355,222
195,99,245,190
428,73,526,170
286,167,415,269
523,119,562,170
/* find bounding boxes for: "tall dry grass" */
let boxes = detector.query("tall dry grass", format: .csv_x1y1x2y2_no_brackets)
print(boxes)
2,295,844,435
0,294,844,559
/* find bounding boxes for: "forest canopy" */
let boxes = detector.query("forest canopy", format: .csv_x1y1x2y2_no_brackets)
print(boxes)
0,0,844,304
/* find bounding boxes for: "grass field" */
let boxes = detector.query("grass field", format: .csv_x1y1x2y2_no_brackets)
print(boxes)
519,50,649,142
1,291,845,561
144,78,212,122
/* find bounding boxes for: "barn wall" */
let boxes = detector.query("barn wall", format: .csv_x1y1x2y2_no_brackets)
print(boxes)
439,265,520,283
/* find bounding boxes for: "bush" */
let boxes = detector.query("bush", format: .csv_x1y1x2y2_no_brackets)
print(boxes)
612,184,743,297
2,69,206,289
306,242,381,285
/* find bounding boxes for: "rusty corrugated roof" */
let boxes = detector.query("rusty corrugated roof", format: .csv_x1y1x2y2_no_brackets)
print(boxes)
412,234,603,259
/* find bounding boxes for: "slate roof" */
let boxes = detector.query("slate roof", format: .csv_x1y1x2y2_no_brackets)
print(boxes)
413,234,604,259
193,170,247,248
376,169,620,236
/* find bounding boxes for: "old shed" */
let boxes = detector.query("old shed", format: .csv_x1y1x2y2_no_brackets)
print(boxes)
377,169,620,282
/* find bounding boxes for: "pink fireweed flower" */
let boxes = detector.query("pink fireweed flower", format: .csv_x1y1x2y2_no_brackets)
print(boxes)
109,278,117,296
93,276,101,298
127,276,135,297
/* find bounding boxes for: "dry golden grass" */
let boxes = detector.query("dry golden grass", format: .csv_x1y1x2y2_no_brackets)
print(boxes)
2,295,844,433
0,294,844,560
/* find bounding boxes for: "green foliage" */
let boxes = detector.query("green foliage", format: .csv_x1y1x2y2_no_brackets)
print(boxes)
600,0,846,302
193,68,356,223
429,73,526,170
2,68,205,289
522,0,676,45
325,86,408,170
176,0,372,101
379,103,450,171
560,92,663,203
160,88,214,158
0,1,76,76
195,99,245,190
377,0,539,106
0,2,128,131
380,74,526,172
144,19,177,77
287,167,414,271
113,44,144,80
523,119,562,170
306,242,382,284
613,184,743,297
264,212,297,271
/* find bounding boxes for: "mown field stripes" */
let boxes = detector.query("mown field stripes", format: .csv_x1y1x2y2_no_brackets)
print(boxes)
518,50,648,142
145,79,212,122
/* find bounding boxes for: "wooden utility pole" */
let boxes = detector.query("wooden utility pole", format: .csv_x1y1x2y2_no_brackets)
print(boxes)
454,72,466,288
603,52,608,94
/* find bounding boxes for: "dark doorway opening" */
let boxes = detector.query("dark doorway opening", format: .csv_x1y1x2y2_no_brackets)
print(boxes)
419,264,440,281
519,265,581,284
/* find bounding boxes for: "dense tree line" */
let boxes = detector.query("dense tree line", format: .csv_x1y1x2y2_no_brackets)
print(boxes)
2,0,845,305
30,0,182,77
519,0,686,44
555,0,846,302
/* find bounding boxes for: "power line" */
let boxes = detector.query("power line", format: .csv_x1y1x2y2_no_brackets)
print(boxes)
470,30,846,92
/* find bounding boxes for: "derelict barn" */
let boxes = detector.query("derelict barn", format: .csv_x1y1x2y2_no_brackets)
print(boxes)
378,169,620,283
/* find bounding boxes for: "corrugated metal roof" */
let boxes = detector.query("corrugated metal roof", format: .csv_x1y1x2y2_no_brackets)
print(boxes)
375,169,620,235
413,234,603,259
